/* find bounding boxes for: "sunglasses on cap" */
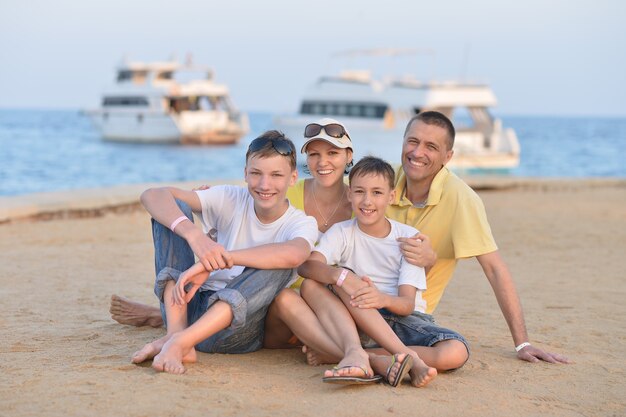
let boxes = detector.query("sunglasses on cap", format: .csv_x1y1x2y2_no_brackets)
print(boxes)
248,136,294,155
304,123,351,140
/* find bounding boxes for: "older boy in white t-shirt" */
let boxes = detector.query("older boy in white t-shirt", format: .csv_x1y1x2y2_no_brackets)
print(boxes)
131,131,318,374
299,156,438,387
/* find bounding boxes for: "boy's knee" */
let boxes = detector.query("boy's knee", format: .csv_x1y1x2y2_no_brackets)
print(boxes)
434,339,469,370
300,278,324,298
273,289,301,315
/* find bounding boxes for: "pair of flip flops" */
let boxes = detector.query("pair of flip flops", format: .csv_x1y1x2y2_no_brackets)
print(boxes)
322,366,382,385
321,354,413,386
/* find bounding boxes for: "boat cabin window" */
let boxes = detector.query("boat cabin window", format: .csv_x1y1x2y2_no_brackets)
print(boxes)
117,71,133,82
169,97,194,112
169,95,231,113
301,101,387,119
452,107,475,129
452,107,493,131
155,71,173,81
102,96,150,107
116,70,148,84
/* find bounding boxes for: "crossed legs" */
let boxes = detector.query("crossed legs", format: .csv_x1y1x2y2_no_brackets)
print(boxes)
297,280,435,387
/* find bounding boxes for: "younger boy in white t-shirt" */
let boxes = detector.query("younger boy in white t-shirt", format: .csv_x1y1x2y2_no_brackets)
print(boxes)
299,156,438,387
131,131,318,374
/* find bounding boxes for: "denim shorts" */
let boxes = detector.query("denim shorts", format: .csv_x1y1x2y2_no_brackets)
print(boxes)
360,308,470,354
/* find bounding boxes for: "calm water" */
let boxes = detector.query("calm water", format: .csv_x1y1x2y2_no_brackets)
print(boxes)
1,109,625,196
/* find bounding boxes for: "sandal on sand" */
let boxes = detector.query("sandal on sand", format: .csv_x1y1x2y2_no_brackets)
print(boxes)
386,354,413,387
322,366,382,385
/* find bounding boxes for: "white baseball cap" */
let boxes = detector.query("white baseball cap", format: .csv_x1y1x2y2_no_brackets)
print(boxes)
301,118,353,153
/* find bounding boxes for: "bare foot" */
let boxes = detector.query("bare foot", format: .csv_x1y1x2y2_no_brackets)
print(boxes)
131,334,197,365
131,340,164,364
369,353,413,387
110,295,163,328
408,353,437,388
152,334,195,374
323,347,374,379
302,345,335,366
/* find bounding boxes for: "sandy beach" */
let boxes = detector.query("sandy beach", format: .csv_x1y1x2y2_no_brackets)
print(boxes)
1,179,625,417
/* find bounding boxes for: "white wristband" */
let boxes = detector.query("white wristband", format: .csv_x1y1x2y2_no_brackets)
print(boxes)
170,216,189,232
336,269,349,287
515,342,531,352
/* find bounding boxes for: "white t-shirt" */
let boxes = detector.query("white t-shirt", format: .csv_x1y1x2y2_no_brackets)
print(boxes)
315,218,427,313
195,185,318,291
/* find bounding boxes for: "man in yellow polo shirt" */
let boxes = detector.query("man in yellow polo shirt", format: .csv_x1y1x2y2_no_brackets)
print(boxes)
390,111,569,364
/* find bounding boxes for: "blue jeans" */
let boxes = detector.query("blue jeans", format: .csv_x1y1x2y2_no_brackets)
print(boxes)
151,200,294,353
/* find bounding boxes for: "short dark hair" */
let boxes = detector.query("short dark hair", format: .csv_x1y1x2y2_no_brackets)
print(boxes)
403,111,455,150
348,156,395,190
245,130,297,169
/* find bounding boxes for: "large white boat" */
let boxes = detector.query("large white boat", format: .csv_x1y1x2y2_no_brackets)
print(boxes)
86,59,248,144
275,53,519,170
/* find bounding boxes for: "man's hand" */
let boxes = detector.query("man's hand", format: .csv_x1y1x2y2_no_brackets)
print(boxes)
172,263,211,305
186,229,233,271
350,276,388,309
398,233,436,269
517,345,571,364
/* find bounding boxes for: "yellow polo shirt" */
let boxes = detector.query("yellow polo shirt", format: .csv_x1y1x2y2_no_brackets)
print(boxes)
386,167,498,314
286,179,306,212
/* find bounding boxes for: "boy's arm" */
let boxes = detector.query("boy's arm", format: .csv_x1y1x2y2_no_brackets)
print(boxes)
297,252,369,295
140,186,232,271
172,234,315,302
351,281,416,316
229,237,312,270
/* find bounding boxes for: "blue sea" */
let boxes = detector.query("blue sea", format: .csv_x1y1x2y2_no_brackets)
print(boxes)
1,109,625,197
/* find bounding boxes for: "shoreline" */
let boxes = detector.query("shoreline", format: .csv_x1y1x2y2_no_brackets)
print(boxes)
2,177,625,224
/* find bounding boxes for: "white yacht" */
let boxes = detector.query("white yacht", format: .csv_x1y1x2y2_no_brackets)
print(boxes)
275,61,520,170
87,59,248,144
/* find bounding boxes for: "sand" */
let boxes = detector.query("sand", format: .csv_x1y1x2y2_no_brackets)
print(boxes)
1,179,625,417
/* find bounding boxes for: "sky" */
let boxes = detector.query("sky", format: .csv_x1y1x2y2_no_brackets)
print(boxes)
1,0,625,116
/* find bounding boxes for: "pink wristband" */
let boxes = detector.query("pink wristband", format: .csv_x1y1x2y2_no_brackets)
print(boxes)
336,268,349,287
170,216,189,232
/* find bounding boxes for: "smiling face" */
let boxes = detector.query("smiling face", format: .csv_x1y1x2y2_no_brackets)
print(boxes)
305,140,352,187
244,154,297,222
348,172,395,237
401,120,454,186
